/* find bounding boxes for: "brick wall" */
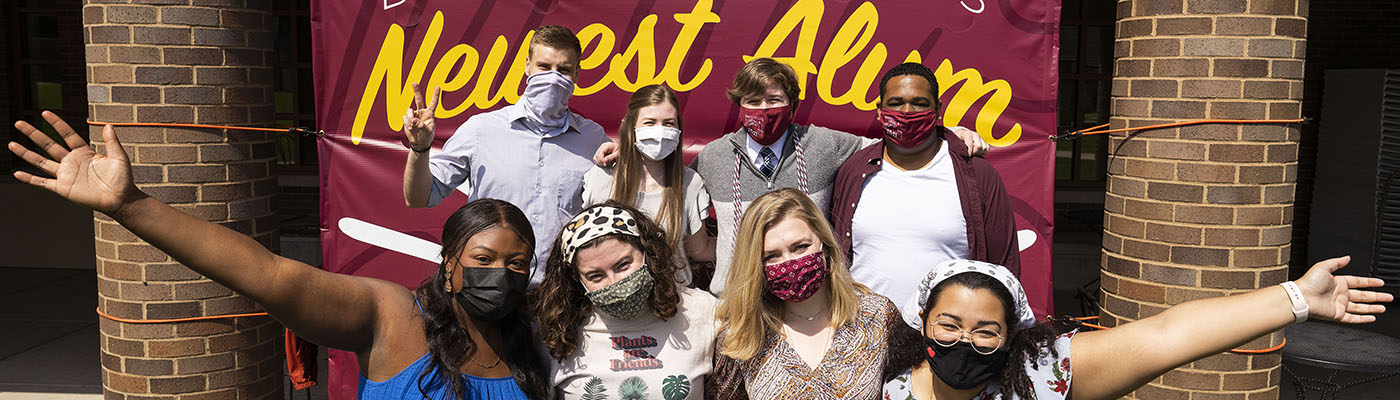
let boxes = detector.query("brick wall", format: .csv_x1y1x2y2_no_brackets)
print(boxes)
1291,0,1400,271
83,1,283,398
1102,0,1306,398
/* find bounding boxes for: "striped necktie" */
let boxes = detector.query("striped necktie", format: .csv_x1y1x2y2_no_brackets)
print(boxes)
759,146,777,178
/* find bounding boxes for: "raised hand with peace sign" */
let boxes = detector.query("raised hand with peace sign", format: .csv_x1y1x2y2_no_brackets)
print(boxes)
403,82,442,152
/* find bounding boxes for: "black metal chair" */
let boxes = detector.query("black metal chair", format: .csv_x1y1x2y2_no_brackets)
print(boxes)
1281,321,1400,400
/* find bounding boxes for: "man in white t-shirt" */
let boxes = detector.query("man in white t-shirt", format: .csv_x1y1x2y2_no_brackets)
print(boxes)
830,63,1021,325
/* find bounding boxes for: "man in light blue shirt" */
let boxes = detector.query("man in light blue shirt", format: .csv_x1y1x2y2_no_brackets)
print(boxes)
402,26,608,284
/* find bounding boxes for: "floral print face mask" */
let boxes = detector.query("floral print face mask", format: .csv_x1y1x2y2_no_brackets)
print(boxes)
585,265,655,320
763,250,828,302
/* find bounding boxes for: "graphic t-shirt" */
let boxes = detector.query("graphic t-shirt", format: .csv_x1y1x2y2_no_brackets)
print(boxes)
550,287,718,400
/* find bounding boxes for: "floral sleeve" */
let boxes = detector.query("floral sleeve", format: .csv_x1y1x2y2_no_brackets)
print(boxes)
1031,331,1076,399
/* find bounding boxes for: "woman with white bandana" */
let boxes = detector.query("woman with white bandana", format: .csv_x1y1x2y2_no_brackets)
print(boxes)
580,84,714,288
534,203,718,400
883,258,1392,400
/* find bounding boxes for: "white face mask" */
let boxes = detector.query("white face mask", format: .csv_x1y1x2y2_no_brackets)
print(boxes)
522,70,574,129
633,125,681,161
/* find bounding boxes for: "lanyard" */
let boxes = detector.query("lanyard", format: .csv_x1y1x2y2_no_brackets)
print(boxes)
729,132,809,244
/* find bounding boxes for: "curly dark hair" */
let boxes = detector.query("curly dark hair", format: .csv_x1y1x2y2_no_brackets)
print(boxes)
533,201,681,361
886,272,1059,400
412,199,548,399
878,62,942,110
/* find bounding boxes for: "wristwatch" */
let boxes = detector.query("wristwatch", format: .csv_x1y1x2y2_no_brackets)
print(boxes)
1280,281,1309,324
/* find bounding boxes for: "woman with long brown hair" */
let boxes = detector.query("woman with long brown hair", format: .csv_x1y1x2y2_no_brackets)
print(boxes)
533,202,717,399
7,112,550,399
581,84,713,287
711,188,903,399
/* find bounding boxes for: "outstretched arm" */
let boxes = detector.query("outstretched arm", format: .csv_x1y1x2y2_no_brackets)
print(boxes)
9,112,395,353
1068,256,1391,400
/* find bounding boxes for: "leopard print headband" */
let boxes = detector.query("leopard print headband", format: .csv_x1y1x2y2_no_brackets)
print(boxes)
558,206,642,264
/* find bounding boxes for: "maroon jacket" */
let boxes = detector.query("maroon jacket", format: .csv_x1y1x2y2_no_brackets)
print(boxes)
829,129,1021,275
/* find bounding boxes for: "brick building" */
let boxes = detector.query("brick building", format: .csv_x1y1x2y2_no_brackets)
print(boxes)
85,0,286,398
0,0,1396,398
1099,0,1305,398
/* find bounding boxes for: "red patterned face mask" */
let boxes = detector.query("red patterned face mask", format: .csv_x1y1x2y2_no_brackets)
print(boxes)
763,250,828,302
877,108,941,149
740,105,792,146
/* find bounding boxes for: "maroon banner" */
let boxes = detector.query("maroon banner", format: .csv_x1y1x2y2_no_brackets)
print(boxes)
312,0,1058,397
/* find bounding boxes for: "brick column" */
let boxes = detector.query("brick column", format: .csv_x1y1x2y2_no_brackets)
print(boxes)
1101,0,1307,398
84,1,283,398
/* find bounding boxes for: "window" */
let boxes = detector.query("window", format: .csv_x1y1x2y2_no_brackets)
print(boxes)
3,0,87,174
1056,0,1114,185
271,0,317,168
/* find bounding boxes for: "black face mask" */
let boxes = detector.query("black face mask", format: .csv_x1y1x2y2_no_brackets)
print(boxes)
455,267,528,321
923,336,1010,390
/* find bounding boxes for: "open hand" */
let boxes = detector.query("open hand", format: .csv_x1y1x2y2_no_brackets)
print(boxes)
403,82,440,151
593,141,619,167
8,111,143,216
1296,256,1393,323
948,126,989,156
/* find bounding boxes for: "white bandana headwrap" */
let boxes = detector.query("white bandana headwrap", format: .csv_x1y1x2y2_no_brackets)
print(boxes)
904,259,1036,331
558,206,641,264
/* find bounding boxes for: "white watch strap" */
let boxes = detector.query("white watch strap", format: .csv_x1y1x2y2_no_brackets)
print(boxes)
1280,281,1309,324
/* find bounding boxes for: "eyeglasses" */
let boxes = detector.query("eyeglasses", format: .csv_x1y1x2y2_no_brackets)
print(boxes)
927,319,1005,355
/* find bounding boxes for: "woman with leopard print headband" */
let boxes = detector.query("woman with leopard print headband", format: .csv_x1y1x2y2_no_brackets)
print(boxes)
533,202,719,400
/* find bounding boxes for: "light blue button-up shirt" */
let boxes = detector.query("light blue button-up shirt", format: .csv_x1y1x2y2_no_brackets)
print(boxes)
428,103,609,285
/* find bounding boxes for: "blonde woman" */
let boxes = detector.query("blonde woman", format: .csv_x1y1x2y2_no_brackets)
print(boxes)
711,188,902,399
581,85,713,287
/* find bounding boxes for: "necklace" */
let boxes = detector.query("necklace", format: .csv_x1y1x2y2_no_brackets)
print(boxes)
469,350,502,369
787,307,823,322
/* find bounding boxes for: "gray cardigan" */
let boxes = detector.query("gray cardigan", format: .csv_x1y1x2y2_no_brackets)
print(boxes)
691,123,869,295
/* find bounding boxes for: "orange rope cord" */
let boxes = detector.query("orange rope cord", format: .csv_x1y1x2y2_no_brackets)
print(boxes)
79,122,306,322
85,120,323,136
89,120,283,132
1076,118,1304,137
1073,123,1110,135
96,306,268,324
1066,316,1286,354
1229,340,1287,354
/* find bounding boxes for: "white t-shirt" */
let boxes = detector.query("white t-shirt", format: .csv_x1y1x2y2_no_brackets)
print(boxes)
582,166,711,287
549,287,718,400
849,143,970,325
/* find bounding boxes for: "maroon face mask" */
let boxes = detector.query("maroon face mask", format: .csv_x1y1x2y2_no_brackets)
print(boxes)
877,108,941,149
763,250,828,302
740,105,792,146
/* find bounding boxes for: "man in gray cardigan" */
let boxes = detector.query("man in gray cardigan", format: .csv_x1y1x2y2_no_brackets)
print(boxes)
596,58,987,293
689,58,988,295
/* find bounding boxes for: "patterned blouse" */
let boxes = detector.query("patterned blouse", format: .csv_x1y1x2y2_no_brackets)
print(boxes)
882,331,1076,400
711,292,902,400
